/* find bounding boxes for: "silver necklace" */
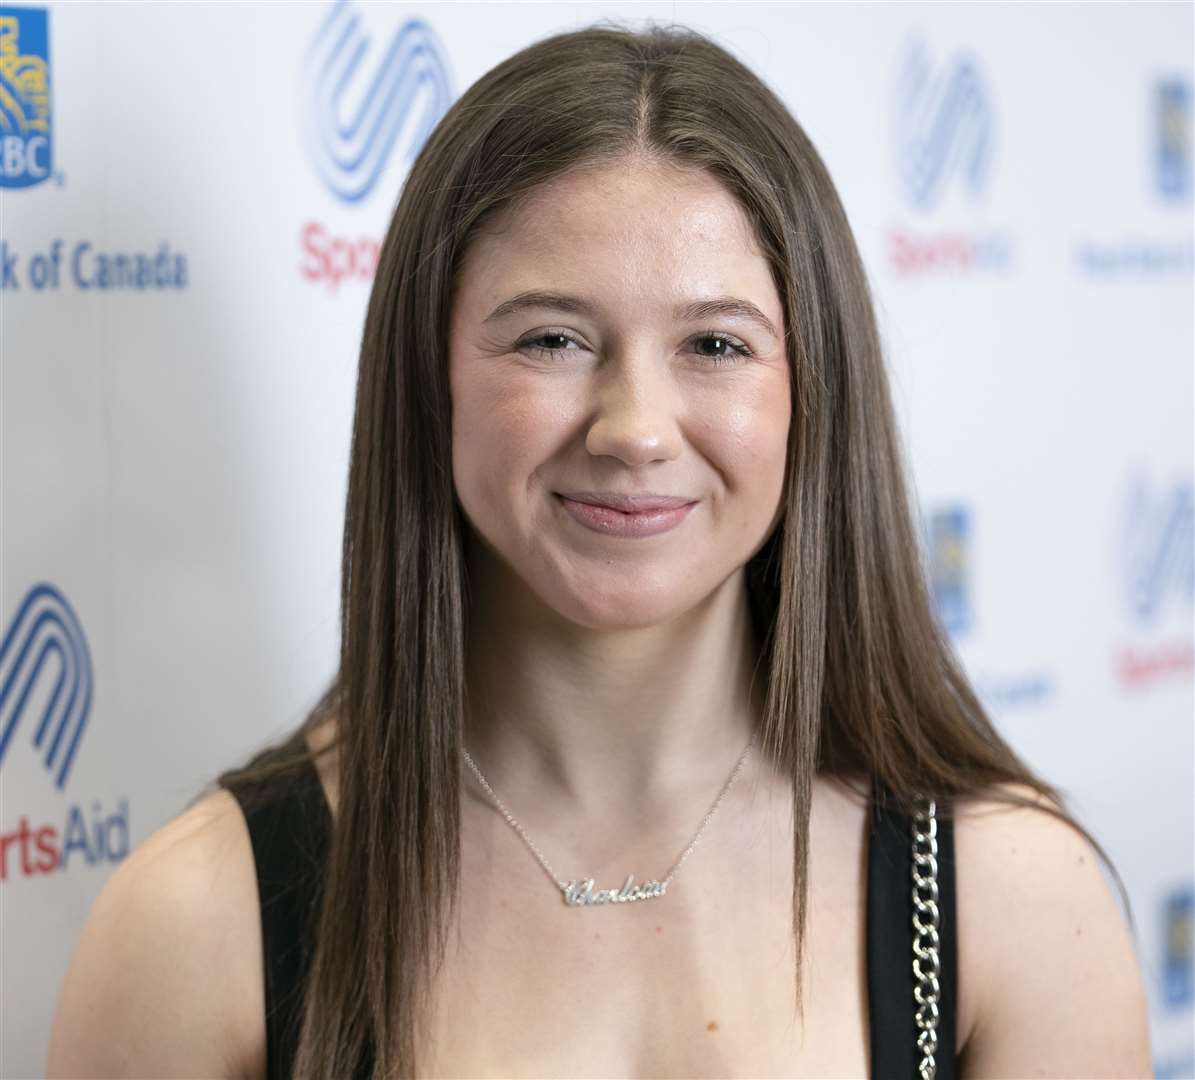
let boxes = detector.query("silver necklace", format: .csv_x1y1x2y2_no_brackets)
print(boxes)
460,731,757,907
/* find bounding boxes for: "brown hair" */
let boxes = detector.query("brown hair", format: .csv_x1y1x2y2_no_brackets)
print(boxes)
211,19,1132,1077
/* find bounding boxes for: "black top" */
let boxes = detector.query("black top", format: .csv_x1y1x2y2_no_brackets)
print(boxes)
225,759,957,1079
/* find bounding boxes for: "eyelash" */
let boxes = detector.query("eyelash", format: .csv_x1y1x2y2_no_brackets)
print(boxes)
516,328,755,367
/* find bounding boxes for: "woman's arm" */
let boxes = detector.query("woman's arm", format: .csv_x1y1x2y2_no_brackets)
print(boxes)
956,783,1154,1078
45,790,266,1080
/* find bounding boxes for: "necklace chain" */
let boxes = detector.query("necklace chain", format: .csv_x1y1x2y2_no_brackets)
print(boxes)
463,736,940,1065
460,731,757,906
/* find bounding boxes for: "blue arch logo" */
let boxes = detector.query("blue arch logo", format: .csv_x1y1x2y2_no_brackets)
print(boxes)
0,5,54,190
0,582,93,790
302,0,453,204
893,38,994,211
1122,476,1194,623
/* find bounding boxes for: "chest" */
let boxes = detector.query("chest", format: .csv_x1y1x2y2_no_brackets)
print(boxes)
414,787,872,1078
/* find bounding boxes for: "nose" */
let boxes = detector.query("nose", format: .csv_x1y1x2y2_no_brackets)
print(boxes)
582,350,684,467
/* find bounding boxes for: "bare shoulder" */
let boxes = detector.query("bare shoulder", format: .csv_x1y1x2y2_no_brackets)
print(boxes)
46,787,266,1080
953,781,1153,1078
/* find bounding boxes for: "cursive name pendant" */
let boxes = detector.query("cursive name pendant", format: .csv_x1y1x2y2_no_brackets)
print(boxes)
461,732,756,910
562,873,668,906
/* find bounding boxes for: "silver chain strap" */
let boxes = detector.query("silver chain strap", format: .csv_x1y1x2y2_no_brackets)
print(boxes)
910,793,941,1080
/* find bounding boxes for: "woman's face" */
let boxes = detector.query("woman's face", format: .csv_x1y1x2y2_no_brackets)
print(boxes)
448,157,791,630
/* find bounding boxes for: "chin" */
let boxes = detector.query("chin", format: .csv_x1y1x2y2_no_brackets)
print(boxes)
544,573,706,632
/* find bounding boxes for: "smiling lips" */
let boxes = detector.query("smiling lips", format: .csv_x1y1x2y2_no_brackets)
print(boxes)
556,491,694,512
555,492,697,537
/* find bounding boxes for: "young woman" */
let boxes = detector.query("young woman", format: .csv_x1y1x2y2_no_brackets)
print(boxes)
47,22,1152,1080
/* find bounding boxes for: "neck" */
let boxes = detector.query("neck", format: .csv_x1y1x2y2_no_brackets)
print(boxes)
461,556,770,827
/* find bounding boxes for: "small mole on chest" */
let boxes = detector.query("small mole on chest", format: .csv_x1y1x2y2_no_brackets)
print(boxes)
706,1020,719,1032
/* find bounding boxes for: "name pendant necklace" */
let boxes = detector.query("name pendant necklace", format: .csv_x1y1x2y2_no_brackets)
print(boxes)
460,732,757,907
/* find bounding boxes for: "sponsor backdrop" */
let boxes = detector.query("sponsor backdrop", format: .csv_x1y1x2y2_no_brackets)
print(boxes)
2,1,1191,1075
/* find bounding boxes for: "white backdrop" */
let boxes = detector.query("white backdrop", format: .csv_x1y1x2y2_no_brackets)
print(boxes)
2,2,1192,1076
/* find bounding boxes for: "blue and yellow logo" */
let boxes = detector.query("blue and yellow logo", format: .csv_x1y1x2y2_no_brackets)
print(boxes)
0,5,52,189
927,504,972,636
1157,78,1191,201
1162,883,1193,1010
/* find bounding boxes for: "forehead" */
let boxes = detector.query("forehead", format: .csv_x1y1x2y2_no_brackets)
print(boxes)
456,160,778,315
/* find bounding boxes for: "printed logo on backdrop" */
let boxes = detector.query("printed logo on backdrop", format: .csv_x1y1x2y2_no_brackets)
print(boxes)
1077,77,1193,276
0,6,190,292
0,5,54,189
299,0,455,293
1162,883,1194,1011
893,38,993,210
1153,882,1195,1079
1115,474,1194,688
304,0,452,204
887,36,1014,277
0,582,128,883
924,501,1052,709
927,505,972,635
1157,79,1192,201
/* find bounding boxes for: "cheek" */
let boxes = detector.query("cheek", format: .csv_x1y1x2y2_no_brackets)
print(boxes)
694,377,792,488
451,368,563,506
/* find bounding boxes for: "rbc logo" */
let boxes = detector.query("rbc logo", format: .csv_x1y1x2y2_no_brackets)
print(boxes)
303,0,453,204
0,582,92,790
893,37,994,211
1122,475,1194,623
1156,78,1191,201
0,5,52,190
1162,883,1194,1010
926,504,972,636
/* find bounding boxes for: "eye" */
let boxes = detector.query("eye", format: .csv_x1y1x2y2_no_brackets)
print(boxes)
518,331,578,357
690,330,755,365
515,329,754,367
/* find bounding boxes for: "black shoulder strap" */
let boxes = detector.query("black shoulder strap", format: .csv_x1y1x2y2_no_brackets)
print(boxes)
225,756,332,1080
867,777,957,1079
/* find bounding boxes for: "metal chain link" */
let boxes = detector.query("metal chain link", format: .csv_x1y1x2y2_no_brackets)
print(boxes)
910,793,941,1080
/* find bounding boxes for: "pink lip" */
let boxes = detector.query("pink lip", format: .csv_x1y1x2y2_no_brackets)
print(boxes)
556,494,696,538
556,491,695,512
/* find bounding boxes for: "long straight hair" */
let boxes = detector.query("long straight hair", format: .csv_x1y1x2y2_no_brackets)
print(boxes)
214,20,1132,1077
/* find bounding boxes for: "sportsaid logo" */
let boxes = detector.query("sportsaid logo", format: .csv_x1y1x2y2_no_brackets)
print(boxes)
924,501,1052,709
0,582,128,883
298,0,454,293
0,5,54,189
893,40,993,211
1115,474,1194,688
303,0,452,204
887,36,1014,277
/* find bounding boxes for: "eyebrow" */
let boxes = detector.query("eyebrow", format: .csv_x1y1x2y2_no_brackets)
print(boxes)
483,290,780,340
